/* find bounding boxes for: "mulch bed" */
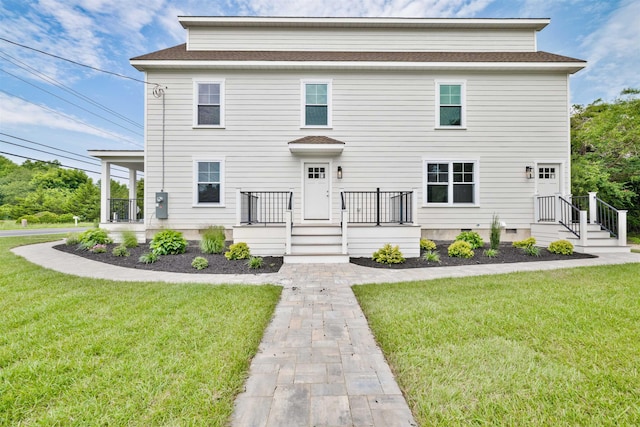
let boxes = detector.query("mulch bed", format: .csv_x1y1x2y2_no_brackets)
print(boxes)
53,241,283,274
53,240,596,274
350,241,596,269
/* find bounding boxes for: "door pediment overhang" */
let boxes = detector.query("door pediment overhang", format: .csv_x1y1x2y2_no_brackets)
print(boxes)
288,136,344,156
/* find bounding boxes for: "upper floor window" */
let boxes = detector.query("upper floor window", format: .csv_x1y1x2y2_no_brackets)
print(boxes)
194,80,224,127
436,81,466,128
302,80,332,127
424,160,478,206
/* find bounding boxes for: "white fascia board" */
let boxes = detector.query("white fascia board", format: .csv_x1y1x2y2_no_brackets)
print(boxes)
288,143,344,155
131,60,586,73
178,16,550,31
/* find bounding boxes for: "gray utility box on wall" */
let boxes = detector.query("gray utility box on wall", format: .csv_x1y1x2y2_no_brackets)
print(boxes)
155,192,168,219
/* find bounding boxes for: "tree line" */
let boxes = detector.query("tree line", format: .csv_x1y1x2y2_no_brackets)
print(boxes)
0,157,143,224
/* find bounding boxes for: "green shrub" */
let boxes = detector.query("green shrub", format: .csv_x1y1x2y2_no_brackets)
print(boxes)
455,231,484,249
490,213,501,250
513,237,536,249
57,213,75,223
483,248,499,258
191,256,209,270
420,238,437,251
548,240,574,255
138,252,158,264
423,250,441,263
89,244,107,254
200,226,226,254
35,211,58,224
150,230,187,255
112,244,130,257
16,215,39,225
523,245,541,257
448,240,475,258
372,244,405,264
121,230,139,248
79,228,112,250
247,256,263,269
65,232,81,246
225,242,251,260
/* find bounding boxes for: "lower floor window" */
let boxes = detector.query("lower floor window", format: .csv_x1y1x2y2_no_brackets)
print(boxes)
195,160,224,204
425,161,477,205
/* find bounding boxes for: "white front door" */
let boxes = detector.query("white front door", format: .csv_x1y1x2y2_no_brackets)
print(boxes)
537,163,560,196
304,162,330,220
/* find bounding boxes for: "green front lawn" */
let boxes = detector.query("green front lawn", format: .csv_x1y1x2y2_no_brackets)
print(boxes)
0,220,94,230
0,235,281,426
354,264,640,426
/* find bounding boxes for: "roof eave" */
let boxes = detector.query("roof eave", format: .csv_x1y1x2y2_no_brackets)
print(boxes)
130,60,586,73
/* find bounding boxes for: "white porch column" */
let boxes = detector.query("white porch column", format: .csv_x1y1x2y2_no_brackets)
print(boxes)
236,189,242,226
554,193,562,223
285,210,292,255
579,210,588,247
129,168,137,222
588,191,597,224
412,188,419,225
533,193,540,222
618,210,628,246
100,161,111,223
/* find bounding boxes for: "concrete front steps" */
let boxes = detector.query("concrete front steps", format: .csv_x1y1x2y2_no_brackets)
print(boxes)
532,222,630,254
284,224,349,263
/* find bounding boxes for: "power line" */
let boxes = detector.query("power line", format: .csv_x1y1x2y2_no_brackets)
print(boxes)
0,150,129,180
0,51,143,130
0,36,152,85
0,89,143,148
0,68,144,136
1,139,108,168
0,132,137,176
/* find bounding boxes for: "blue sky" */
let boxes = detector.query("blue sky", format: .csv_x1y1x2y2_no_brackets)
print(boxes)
0,0,638,181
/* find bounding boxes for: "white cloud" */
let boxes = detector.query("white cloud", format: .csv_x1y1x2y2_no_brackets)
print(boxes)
237,0,494,17
579,0,640,99
0,93,141,147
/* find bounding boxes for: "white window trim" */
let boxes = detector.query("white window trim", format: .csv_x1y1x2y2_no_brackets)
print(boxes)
422,159,479,207
300,79,332,128
193,79,225,128
193,157,225,207
435,80,466,129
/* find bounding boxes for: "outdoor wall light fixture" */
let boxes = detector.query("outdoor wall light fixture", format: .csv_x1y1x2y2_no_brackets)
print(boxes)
525,166,534,179
337,166,343,179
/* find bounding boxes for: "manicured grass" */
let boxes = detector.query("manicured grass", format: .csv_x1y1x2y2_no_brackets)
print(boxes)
353,264,640,426
0,235,281,426
0,220,93,230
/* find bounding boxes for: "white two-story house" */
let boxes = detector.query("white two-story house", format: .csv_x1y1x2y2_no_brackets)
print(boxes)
89,16,629,261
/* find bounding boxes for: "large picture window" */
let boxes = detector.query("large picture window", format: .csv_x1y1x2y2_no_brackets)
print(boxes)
194,159,224,205
302,80,331,127
194,80,224,127
436,81,466,128
425,160,477,205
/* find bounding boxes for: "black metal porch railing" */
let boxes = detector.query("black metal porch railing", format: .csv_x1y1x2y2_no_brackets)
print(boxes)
570,195,589,213
595,197,619,238
558,196,580,238
240,191,290,225
342,188,412,225
537,195,555,222
109,198,143,223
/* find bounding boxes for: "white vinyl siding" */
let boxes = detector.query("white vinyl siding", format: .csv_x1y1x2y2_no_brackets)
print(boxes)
144,69,569,231
187,27,536,52
193,80,224,127
436,80,466,128
193,158,225,206
301,80,332,127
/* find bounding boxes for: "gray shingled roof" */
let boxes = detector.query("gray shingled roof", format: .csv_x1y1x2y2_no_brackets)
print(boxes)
131,44,585,63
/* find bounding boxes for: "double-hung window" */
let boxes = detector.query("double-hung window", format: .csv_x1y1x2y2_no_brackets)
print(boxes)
436,81,466,128
194,80,224,127
425,160,477,205
194,159,224,206
302,80,331,127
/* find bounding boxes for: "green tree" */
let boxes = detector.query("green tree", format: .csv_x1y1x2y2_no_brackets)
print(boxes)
66,182,100,221
30,168,90,191
571,90,640,231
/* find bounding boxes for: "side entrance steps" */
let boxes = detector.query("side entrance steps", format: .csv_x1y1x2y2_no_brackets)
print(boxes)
284,225,349,264
531,222,630,254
